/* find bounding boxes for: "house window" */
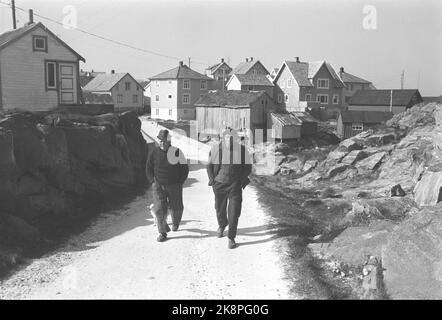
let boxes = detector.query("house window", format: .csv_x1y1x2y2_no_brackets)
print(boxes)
183,94,190,104
155,95,159,101
133,95,138,103
125,82,131,91
33,36,47,52
155,108,159,115
168,109,172,116
278,94,283,103
285,94,289,103
46,62,56,90
183,79,190,89
305,93,311,101
333,94,339,104
117,94,123,103
287,78,292,88
200,80,207,90
317,78,329,89
317,94,329,104
352,123,364,131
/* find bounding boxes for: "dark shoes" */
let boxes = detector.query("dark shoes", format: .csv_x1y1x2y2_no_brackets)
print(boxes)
157,233,167,242
217,226,225,238
228,238,237,249
172,224,179,232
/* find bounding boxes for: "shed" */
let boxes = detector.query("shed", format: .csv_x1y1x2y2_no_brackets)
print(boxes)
270,112,301,140
290,111,318,136
337,111,393,139
348,89,423,114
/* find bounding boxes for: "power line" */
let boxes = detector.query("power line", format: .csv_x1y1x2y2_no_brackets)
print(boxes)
0,0,210,65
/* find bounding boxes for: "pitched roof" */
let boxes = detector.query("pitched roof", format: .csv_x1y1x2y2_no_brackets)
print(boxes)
348,89,422,106
231,60,269,75
206,61,231,74
340,111,394,124
150,63,213,80
83,73,143,92
80,75,95,88
340,71,371,84
290,111,318,123
0,22,85,61
278,60,345,88
194,90,267,108
271,112,302,126
233,74,274,86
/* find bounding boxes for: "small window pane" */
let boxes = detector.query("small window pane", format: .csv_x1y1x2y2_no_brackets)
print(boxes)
47,63,56,88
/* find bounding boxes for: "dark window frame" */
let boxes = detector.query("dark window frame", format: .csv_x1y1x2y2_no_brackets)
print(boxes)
45,61,57,91
33,35,48,53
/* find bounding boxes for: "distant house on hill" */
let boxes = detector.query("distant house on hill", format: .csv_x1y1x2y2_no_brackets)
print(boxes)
206,58,232,90
272,58,345,119
348,89,423,115
83,71,144,112
226,74,274,97
230,57,270,77
149,61,214,121
0,16,85,112
194,90,278,138
337,110,393,139
338,67,375,105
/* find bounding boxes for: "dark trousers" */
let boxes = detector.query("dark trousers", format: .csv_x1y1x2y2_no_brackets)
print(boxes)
212,180,243,240
152,182,184,234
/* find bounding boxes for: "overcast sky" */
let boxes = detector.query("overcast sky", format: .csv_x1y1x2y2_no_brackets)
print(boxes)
0,0,441,95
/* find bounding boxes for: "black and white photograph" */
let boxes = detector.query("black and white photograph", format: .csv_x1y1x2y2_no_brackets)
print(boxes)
0,0,440,307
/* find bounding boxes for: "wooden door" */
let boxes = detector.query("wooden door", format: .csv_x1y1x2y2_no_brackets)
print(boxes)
59,63,77,104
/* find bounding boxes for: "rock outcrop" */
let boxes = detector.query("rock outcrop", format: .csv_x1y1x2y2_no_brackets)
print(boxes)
0,111,150,255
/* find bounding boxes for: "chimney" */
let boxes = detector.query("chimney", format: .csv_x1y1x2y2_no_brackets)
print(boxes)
246,58,249,62
221,58,224,63
339,67,344,78
111,70,115,74
179,61,184,67
250,57,253,62
295,57,300,63
28,9,34,25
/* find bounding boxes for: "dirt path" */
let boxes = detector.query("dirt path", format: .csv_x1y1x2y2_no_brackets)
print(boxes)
0,165,295,299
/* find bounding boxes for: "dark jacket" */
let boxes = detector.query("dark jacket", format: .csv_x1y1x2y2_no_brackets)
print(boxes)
206,141,252,187
146,146,189,186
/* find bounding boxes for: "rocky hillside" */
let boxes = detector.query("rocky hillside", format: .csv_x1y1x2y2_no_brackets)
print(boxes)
0,111,150,274
252,102,442,299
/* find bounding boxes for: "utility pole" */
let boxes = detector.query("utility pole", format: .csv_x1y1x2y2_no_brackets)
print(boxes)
401,70,405,89
11,0,17,29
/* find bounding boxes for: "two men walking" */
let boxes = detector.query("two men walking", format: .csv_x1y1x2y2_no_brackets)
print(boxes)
146,127,251,249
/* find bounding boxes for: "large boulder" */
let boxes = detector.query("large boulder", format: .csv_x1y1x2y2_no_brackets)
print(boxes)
339,139,363,152
0,114,48,173
356,152,386,171
341,150,368,165
414,170,442,206
325,163,351,179
280,159,304,173
382,205,442,299
302,159,318,173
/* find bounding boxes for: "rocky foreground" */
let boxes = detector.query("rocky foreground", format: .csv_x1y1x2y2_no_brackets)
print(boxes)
0,111,150,275
252,102,442,299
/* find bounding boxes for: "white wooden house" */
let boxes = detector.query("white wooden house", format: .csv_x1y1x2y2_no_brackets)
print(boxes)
0,20,85,111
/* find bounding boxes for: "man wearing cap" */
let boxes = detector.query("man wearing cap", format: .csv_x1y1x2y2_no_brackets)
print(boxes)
146,129,189,242
206,128,252,249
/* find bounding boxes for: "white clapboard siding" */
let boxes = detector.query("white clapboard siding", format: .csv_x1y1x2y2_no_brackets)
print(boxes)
0,26,79,111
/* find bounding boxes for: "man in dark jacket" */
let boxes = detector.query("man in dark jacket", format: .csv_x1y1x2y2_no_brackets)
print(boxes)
146,129,189,242
207,128,252,249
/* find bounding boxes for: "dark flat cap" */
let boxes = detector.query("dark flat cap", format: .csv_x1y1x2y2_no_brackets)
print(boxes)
157,129,170,141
